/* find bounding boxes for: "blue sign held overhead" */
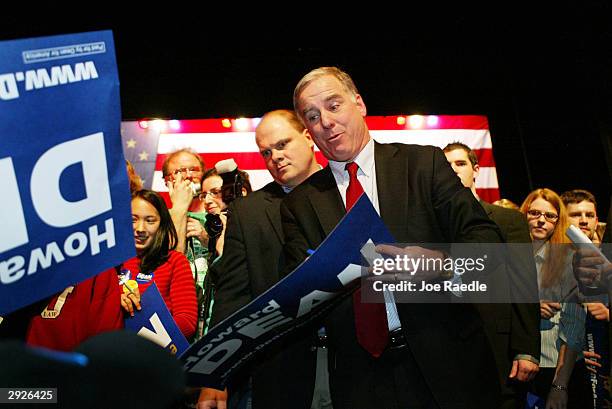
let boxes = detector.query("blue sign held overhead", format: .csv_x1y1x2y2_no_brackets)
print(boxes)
0,31,134,315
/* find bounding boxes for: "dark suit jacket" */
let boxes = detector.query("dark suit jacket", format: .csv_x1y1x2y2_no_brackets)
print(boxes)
476,201,541,396
209,181,317,409
281,142,504,409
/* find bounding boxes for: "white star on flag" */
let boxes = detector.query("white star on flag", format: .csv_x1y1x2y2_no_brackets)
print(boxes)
139,151,149,161
126,138,136,148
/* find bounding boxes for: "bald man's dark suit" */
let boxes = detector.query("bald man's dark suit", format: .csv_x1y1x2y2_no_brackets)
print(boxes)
210,181,317,409
281,142,505,409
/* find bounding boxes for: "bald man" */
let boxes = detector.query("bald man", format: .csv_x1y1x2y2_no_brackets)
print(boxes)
201,110,323,409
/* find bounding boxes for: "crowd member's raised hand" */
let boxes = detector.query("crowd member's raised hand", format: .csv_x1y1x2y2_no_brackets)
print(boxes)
572,246,612,290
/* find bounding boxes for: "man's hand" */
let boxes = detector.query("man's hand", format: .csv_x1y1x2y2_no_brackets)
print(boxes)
508,359,539,382
585,302,610,321
545,387,567,409
167,172,194,212
540,301,561,319
584,350,603,375
198,387,227,409
572,247,611,288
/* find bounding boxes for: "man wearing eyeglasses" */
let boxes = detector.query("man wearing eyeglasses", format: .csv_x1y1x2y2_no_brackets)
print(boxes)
162,148,207,254
161,148,212,348
443,142,541,409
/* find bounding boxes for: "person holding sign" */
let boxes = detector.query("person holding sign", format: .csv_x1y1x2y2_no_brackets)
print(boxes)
119,190,198,339
283,66,503,409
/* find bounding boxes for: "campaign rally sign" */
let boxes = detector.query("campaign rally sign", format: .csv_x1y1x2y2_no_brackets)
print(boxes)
180,195,394,388
0,31,134,315
585,313,611,408
525,392,545,409
124,283,190,356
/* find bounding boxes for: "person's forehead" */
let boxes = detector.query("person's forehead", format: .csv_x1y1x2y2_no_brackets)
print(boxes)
299,75,346,103
132,197,157,212
445,148,469,161
169,152,200,167
531,198,556,211
202,175,222,187
256,118,296,146
567,201,597,213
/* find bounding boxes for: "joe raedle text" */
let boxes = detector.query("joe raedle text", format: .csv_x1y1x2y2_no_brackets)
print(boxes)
372,279,488,293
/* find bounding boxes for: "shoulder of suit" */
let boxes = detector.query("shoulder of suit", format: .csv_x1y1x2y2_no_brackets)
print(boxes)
226,182,283,214
483,201,526,222
285,166,332,198
376,141,441,158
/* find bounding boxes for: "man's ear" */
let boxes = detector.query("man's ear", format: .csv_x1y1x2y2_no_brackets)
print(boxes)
303,129,315,149
355,94,367,117
473,163,480,180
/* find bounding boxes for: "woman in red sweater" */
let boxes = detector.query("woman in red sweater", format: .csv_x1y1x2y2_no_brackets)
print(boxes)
120,189,197,340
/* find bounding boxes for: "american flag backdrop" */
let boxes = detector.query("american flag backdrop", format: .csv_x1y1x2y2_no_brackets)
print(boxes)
121,121,161,189
122,115,500,203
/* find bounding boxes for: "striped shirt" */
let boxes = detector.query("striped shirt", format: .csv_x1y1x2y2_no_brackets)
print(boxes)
535,243,586,368
122,250,198,339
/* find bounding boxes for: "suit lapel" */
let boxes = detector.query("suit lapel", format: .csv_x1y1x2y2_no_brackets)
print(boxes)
374,142,407,231
480,200,494,217
308,166,345,237
263,183,285,244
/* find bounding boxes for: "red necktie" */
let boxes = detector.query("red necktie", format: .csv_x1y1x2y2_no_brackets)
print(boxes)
345,162,388,357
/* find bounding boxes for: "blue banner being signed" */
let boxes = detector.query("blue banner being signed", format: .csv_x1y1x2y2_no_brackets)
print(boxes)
124,283,189,356
0,31,134,315
180,195,394,388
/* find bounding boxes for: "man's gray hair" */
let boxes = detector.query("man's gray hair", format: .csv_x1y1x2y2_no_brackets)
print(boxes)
293,67,359,118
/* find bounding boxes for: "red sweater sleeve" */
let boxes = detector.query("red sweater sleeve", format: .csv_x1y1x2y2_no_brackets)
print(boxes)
167,251,198,339
86,268,124,337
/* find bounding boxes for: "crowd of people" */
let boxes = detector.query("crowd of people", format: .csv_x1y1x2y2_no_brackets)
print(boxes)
1,66,611,409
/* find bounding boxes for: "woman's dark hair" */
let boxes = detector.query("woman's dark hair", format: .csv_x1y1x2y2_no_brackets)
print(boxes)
132,189,178,274
202,168,252,204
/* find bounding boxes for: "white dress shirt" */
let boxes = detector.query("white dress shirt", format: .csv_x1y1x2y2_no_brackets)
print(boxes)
328,138,401,332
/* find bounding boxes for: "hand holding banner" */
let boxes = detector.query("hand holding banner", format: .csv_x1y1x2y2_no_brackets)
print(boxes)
180,195,394,388
124,283,190,356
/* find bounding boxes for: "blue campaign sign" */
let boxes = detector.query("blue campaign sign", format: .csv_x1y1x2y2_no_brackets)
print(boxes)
124,283,190,356
180,195,395,388
0,31,134,315
525,392,545,409
585,314,611,408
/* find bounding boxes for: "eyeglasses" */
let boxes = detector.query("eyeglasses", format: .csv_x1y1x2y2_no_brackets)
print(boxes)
527,209,559,223
198,188,222,200
163,166,202,181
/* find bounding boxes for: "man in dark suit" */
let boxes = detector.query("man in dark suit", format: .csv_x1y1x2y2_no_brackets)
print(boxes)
282,66,504,409
444,142,540,409
200,110,323,409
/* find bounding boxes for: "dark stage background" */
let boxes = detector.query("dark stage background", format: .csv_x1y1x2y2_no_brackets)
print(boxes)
2,11,610,218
